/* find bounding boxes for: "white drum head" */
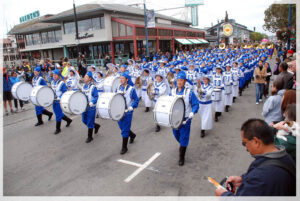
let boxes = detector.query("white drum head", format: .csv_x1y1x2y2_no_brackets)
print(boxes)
16,83,33,101
170,98,185,129
69,92,87,114
111,77,120,92
36,87,55,107
110,93,126,121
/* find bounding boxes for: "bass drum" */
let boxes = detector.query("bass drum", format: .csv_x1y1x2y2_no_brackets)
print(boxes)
30,85,55,107
60,91,88,115
103,76,120,92
11,82,32,101
153,95,185,129
211,88,222,101
97,92,126,121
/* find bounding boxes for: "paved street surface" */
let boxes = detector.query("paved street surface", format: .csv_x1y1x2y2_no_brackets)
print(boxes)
3,58,275,196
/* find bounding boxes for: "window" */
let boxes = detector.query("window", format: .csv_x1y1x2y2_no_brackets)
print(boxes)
64,22,75,34
78,18,93,32
174,30,185,37
120,23,126,36
32,33,41,45
100,16,105,28
48,31,55,43
112,21,119,37
92,17,100,30
25,34,33,46
159,29,172,36
55,30,62,42
41,32,48,44
126,26,133,36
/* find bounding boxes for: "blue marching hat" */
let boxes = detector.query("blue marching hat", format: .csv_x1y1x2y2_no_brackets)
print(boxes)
86,71,96,82
177,71,186,80
53,69,64,79
34,66,41,72
120,72,134,86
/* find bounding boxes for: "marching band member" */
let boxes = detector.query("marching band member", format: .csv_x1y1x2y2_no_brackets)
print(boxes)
231,62,239,102
66,68,79,91
223,64,233,112
198,75,213,138
127,59,135,73
212,66,225,122
171,71,199,166
32,67,53,126
95,71,104,96
51,69,72,134
157,62,169,77
130,63,142,98
238,61,245,96
141,69,153,112
112,66,120,77
153,73,168,132
186,63,199,94
116,73,139,154
81,71,101,143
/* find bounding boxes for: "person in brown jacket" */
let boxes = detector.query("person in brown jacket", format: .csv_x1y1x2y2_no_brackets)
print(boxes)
254,60,267,104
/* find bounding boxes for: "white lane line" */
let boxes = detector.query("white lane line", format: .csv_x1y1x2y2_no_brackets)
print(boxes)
117,159,142,167
123,152,161,183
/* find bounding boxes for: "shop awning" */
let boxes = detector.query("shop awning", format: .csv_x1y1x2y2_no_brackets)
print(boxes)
187,39,202,44
197,39,209,44
175,38,194,45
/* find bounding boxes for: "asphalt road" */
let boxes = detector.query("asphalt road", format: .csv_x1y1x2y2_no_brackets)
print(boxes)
3,59,275,196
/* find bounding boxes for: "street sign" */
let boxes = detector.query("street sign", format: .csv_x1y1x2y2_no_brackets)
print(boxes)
191,6,198,26
185,0,204,6
19,11,40,23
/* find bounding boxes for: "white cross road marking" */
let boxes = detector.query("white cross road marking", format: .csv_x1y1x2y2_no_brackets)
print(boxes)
117,152,161,183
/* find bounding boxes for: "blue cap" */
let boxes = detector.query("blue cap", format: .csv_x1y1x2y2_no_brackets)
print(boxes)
34,66,41,72
86,71,93,78
120,72,131,80
53,69,64,79
177,71,186,80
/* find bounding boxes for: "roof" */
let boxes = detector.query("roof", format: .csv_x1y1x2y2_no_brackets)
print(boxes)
114,18,205,33
41,4,191,25
8,15,61,35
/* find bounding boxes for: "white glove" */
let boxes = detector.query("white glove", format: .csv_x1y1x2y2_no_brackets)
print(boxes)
188,112,194,119
89,102,94,107
128,106,133,111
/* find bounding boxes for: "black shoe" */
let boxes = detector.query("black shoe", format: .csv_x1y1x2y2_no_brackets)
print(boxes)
62,116,72,127
225,106,229,112
129,131,136,144
233,97,236,103
54,121,61,134
94,123,100,134
145,107,150,112
48,113,53,121
35,114,43,126
214,112,218,122
85,128,93,143
35,121,43,126
120,137,129,154
178,146,186,166
155,125,160,132
201,130,205,138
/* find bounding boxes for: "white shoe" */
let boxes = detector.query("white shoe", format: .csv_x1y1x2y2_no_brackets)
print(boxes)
256,102,259,105
259,99,262,102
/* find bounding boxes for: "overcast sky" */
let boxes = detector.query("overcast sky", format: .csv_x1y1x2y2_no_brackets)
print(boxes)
1,0,280,38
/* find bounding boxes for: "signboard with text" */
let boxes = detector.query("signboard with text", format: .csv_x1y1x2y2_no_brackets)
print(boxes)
19,11,40,23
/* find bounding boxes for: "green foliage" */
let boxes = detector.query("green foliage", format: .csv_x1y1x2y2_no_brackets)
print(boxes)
263,4,296,33
250,32,268,42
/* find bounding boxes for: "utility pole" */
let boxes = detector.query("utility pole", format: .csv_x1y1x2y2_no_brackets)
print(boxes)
287,4,292,50
143,0,149,58
73,0,80,57
217,20,220,46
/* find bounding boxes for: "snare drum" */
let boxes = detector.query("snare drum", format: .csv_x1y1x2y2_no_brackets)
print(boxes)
11,82,33,101
225,84,232,94
103,76,120,92
60,91,88,115
30,85,55,107
153,95,185,129
97,92,126,121
211,88,222,101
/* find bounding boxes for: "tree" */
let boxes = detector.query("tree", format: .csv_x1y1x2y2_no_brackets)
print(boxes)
250,32,268,42
263,4,296,33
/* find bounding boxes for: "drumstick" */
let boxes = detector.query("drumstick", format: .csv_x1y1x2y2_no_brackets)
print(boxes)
182,117,192,125
207,177,227,190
